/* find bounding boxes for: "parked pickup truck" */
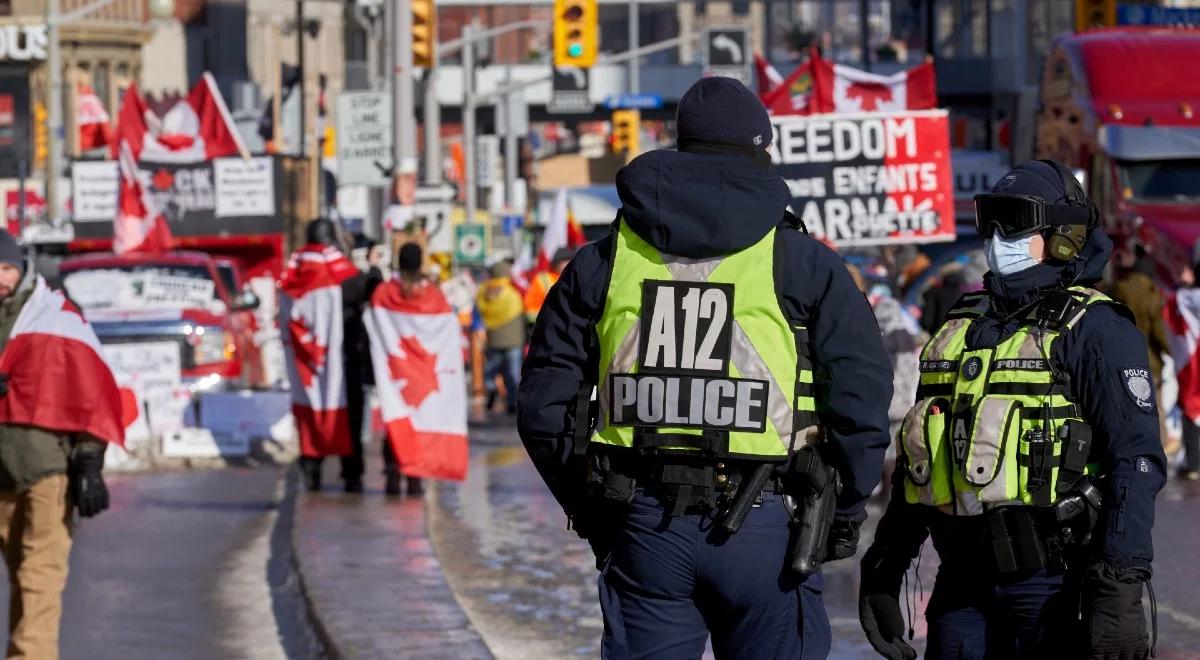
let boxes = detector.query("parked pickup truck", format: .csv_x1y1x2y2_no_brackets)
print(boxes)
60,250,265,391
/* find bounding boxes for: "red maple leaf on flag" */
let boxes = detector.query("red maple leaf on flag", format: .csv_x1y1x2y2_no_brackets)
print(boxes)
288,317,326,388
845,82,893,112
388,336,440,408
60,297,85,320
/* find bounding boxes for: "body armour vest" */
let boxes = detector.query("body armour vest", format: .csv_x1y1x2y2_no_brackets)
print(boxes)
593,219,819,459
899,286,1116,515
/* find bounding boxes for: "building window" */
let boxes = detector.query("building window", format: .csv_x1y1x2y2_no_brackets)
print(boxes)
93,63,110,113
0,1,10,16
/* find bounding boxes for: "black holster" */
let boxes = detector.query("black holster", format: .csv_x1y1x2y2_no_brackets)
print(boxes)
782,447,839,579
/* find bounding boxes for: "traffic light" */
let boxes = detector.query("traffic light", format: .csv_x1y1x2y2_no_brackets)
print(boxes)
412,0,435,68
1075,0,1116,33
611,109,640,155
554,0,597,68
33,103,47,168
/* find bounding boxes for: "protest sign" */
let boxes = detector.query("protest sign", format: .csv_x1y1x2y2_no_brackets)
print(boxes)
770,110,954,247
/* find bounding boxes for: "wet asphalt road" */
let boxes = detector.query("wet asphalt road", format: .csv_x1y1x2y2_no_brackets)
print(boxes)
0,467,324,660
430,421,1200,660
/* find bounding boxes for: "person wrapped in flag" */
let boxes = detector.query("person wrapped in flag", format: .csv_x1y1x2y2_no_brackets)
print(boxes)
364,243,469,486
280,220,380,493
0,229,124,659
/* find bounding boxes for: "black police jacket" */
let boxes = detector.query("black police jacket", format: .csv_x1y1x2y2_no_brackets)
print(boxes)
875,229,1166,573
516,149,893,518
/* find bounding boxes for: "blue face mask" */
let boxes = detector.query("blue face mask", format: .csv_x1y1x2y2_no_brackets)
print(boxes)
985,234,1039,276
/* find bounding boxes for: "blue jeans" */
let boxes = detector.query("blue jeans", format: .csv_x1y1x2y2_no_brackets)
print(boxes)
484,346,522,410
925,565,1079,659
596,490,830,660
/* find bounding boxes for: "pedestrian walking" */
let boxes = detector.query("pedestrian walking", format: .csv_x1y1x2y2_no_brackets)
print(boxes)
523,247,574,323
281,219,379,493
0,230,124,659
1112,250,1176,458
859,161,1165,660
476,261,525,415
519,77,892,659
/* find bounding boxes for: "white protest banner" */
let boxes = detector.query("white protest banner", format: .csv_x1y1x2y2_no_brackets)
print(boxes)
71,160,119,222
213,157,275,218
770,109,955,247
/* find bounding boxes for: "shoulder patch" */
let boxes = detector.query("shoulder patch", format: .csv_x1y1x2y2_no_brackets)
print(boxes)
1120,368,1156,414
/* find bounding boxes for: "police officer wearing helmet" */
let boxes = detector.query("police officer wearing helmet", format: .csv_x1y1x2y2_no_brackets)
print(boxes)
859,161,1166,660
519,77,893,658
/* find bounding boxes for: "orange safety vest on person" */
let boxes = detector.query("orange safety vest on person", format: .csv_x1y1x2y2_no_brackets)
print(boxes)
523,271,560,321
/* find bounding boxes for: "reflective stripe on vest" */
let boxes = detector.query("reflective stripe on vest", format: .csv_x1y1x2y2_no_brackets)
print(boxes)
900,286,1108,515
593,219,816,459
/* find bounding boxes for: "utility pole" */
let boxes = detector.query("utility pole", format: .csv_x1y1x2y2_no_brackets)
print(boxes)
628,0,639,94
393,0,418,183
423,68,441,184
46,0,62,224
462,23,477,224
296,0,306,154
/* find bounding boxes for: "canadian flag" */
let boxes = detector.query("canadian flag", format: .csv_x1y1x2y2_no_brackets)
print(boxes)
77,83,112,152
112,84,172,254
280,245,361,458
0,277,124,446
754,53,785,99
811,57,937,113
364,278,468,481
1167,290,1200,424
761,58,817,115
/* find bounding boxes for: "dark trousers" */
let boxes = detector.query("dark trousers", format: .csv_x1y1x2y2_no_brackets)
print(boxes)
299,377,365,483
483,346,522,411
595,490,829,660
926,565,1078,659
1183,417,1200,472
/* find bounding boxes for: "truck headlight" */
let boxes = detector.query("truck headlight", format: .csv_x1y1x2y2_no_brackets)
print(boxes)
189,325,235,365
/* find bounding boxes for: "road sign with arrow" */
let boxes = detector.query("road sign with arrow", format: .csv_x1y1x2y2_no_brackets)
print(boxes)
335,91,393,187
548,66,594,114
704,28,750,84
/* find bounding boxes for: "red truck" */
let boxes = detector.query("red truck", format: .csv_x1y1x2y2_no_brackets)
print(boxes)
60,250,266,390
1036,27,1200,283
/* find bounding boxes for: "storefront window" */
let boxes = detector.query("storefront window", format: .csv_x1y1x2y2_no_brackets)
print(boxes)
768,0,928,68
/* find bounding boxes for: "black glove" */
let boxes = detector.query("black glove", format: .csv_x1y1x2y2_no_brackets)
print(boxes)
859,543,917,660
1083,562,1150,660
69,447,109,518
827,510,867,562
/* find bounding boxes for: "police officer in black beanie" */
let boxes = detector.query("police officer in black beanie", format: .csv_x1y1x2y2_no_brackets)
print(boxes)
519,77,892,657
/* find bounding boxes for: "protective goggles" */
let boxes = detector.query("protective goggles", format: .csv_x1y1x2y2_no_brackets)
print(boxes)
973,193,1093,238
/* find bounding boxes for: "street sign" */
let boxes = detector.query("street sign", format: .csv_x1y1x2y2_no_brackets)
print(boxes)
548,66,594,114
335,91,393,187
603,93,663,110
455,224,487,265
501,213,523,236
496,90,529,137
704,27,750,84
1117,3,1200,25
476,135,501,188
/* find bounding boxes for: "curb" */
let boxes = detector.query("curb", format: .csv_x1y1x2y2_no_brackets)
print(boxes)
288,459,492,659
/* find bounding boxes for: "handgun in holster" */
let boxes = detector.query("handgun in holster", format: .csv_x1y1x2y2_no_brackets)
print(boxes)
782,447,840,579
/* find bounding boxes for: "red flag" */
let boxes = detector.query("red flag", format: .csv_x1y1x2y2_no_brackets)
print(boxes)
762,55,818,115
112,85,173,254
811,56,937,113
0,277,124,446
280,245,360,458
364,279,469,481
1168,290,1200,423
754,53,785,99
77,83,112,152
117,73,247,163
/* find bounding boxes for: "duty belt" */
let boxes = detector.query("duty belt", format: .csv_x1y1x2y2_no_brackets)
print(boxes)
587,446,784,515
